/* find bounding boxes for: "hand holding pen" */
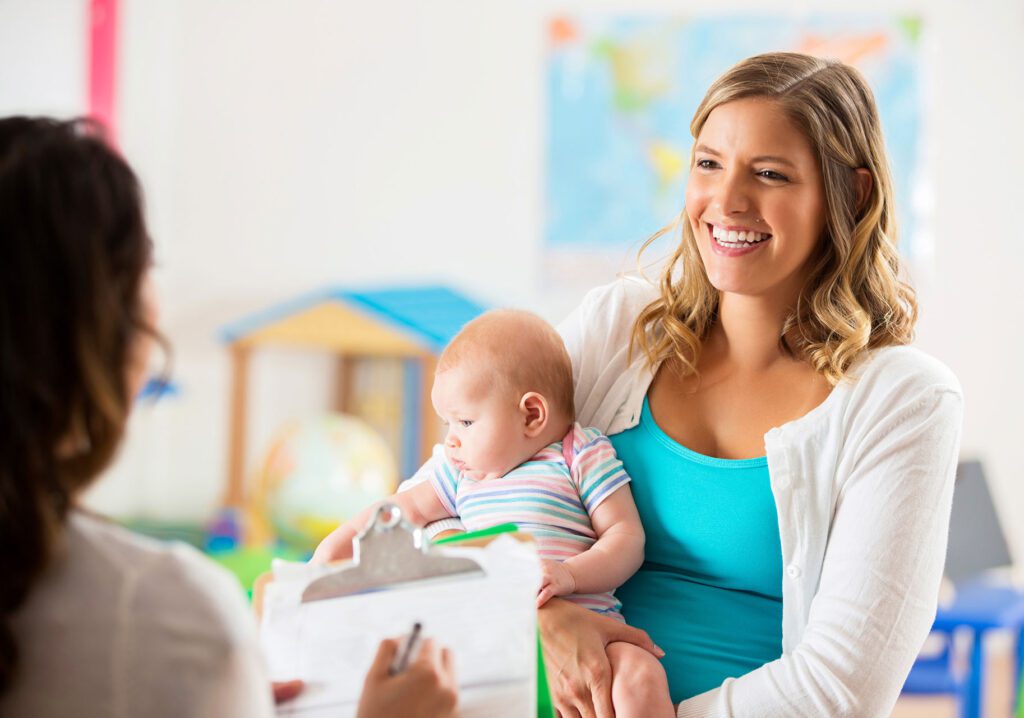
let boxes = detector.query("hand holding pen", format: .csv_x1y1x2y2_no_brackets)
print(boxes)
357,626,458,718
389,621,423,675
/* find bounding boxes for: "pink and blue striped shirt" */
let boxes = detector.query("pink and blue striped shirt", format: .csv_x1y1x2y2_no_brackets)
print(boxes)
428,423,631,615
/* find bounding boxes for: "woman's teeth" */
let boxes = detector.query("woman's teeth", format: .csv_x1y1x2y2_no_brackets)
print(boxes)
712,225,770,248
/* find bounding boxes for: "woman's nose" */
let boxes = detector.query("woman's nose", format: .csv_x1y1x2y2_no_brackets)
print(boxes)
714,170,752,216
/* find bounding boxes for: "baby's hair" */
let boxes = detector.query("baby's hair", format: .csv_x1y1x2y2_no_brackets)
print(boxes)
438,309,575,421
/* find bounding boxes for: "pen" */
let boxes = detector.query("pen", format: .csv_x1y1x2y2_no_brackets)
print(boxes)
389,621,422,675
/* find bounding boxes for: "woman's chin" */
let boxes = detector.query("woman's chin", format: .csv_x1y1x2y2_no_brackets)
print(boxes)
707,277,761,296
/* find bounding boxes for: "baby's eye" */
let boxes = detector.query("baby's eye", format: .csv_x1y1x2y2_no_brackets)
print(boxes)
460,420,474,428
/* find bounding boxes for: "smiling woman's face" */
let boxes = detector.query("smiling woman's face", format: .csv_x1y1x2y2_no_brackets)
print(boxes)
685,96,828,305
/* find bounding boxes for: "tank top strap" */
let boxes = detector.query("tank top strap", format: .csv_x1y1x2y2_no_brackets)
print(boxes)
561,424,576,470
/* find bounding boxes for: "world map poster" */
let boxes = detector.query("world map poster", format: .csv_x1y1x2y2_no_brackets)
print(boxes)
544,15,926,287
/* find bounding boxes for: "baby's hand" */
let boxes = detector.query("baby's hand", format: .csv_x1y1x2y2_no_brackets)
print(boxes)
537,560,577,607
311,524,357,564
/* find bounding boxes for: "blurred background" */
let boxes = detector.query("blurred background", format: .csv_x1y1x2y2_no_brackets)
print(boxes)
2,0,1023,712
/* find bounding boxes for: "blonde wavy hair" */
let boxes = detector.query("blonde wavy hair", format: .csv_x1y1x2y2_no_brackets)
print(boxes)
632,52,917,385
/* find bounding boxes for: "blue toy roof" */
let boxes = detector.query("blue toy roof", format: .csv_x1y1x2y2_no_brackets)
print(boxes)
220,285,488,354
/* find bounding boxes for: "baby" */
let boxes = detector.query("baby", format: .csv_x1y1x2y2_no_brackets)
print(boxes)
313,309,672,717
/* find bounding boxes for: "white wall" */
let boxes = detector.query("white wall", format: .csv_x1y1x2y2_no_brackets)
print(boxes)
2,0,1023,557
0,0,85,117
916,0,1024,560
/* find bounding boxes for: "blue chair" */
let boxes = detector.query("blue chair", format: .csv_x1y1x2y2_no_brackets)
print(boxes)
905,581,1024,718
905,461,1022,718
902,628,970,717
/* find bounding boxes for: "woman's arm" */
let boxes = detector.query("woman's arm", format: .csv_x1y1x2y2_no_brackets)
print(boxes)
676,384,963,718
539,598,664,718
125,548,277,717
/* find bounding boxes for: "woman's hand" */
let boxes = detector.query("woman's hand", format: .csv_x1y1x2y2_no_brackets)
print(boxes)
356,637,458,718
271,679,304,704
539,598,663,718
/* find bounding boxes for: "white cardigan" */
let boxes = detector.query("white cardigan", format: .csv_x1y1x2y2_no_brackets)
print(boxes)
559,276,964,718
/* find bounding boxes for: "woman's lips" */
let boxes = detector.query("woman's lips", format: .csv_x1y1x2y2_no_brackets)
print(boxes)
708,223,772,257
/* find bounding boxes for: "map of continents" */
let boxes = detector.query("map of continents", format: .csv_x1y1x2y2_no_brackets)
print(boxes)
545,16,924,256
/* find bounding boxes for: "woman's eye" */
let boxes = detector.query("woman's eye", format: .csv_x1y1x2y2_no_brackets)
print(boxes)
757,169,789,182
695,158,719,170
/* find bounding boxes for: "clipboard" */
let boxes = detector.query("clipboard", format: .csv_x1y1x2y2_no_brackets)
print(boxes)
259,504,551,718
435,525,555,718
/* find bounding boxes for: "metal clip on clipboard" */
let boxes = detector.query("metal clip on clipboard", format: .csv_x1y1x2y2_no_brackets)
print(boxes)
301,503,484,603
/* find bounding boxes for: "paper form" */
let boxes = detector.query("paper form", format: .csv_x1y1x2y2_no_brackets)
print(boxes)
262,536,541,718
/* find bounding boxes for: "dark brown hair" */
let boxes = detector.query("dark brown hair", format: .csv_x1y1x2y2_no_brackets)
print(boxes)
0,117,154,693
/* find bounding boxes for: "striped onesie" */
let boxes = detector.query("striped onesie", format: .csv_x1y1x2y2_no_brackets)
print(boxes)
428,423,632,616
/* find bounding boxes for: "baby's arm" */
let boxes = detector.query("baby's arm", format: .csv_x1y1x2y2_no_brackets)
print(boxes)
311,482,452,564
537,485,645,605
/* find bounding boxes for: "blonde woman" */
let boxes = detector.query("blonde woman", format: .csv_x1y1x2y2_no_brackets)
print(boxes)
537,52,963,717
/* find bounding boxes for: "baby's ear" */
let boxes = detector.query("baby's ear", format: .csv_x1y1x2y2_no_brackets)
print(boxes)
519,392,549,436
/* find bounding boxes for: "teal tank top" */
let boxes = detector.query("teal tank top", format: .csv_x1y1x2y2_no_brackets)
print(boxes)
610,397,783,703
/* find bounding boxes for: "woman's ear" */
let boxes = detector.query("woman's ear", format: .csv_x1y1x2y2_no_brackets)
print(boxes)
519,392,549,437
854,168,873,215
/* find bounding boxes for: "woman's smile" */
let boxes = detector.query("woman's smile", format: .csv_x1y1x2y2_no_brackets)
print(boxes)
706,222,773,257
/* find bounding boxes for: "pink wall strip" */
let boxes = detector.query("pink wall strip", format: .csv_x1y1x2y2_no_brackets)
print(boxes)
87,0,118,141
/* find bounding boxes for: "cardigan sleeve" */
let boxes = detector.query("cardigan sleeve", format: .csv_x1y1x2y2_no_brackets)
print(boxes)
677,379,963,717
557,276,658,430
558,281,606,421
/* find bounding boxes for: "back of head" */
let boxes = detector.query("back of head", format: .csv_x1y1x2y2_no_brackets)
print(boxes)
0,117,152,693
635,52,916,384
439,310,575,422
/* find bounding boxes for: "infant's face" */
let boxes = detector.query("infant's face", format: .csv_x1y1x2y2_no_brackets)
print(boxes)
431,366,534,481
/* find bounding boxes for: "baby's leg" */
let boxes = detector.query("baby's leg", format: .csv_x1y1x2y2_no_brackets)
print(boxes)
607,641,674,718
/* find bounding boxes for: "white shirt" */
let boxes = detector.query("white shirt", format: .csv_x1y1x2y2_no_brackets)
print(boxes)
559,276,964,718
3,512,274,718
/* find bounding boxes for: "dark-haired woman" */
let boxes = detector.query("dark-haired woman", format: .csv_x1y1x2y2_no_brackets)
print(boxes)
0,117,457,718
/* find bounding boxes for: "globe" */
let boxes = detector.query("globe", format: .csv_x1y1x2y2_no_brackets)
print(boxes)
251,413,398,553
